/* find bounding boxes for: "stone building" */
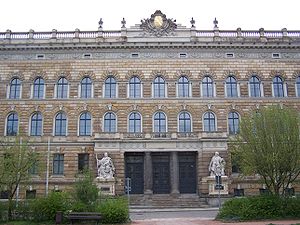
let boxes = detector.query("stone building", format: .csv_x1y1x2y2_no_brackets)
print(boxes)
0,10,299,205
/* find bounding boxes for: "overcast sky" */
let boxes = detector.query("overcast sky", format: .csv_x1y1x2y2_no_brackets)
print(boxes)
0,0,299,32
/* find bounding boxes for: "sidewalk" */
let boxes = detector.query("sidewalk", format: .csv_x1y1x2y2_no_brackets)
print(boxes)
131,218,300,225
129,207,300,225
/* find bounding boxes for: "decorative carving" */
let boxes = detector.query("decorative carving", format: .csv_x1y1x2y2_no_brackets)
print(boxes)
213,18,219,29
98,18,103,29
140,10,177,37
190,17,195,28
121,18,126,28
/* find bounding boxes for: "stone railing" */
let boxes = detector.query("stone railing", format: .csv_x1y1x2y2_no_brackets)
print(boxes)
0,28,299,41
94,132,227,140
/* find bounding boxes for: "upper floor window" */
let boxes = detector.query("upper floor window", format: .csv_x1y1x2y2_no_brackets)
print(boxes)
249,76,261,97
104,76,117,98
296,76,300,97
9,78,21,99
228,112,239,135
273,76,284,97
79,112,91,136
53,153,64,175
80,77,92,98
6,112,18,136
128,112,141,133
129,76,141,98
226,76,238,97
153,76,166,98
153,112,167,133
55,112,67,136
56,77,68,99
178,111,191,132
104,112,116,132
203,112,216,132
30,112,43,136
178,76,190,97
33,77,44,99
202,76,214,97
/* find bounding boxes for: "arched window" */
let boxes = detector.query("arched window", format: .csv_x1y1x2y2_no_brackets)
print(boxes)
273,76,284,97
104,76,116,98
80,77,92,98
104,112,116,132
129,76,141,98
228,112,239,135
33,77,44,99
154,112,166,133
129,112,141,133
226,76,237,97
30,112,43,136
178,76,190,97
55,112,67,136
203,112,216,132
6,112,18,136
79,112,91,136
56,77,68,99
153,76,165,98
178,111,191,132
249,76,261,97
202,76,213,97
9,78,21,99
296,76,300,97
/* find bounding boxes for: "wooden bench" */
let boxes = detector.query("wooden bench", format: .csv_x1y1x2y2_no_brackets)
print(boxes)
67,212,102,225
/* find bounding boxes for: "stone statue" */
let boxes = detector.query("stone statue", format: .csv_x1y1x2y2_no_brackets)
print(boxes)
96,152,115,179
208,152,225,176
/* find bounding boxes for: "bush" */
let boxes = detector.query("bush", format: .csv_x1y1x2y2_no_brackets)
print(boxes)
98,197,129,224
30,191,71,222
217,195,300,221
0,201,8,221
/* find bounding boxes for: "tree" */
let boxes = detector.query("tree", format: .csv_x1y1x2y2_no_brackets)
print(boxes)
0,136,38,220
233,106,300,195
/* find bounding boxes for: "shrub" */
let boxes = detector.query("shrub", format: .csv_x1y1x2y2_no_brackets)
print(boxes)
0,201,8,221
217,195,300,221
98,197,129,224
30,191,71,222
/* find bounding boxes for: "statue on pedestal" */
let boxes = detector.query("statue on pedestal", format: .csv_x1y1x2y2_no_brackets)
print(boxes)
208,151,226,176
96,152,115,179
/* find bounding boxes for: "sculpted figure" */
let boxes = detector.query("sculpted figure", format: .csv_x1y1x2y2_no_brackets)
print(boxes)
96,152,115,179
208,152,226,176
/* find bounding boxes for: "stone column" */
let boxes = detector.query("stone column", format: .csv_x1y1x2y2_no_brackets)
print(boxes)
144,152,153,194
170,152,179,195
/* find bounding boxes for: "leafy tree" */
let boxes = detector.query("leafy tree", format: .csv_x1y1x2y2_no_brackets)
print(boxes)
233,106,300,195
72,170,99,211
0,136,38,220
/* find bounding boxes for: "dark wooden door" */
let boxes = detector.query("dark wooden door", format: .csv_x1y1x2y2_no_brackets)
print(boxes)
179,152,197,193
152,153,170,194
125,153,144,194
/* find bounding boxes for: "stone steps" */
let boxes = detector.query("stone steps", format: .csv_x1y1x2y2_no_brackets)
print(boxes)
129,194,210,208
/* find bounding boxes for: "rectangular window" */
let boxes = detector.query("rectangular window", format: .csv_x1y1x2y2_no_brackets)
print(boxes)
29,160,38,175
78,153,89,172
26,190,36,199
53,154,64,175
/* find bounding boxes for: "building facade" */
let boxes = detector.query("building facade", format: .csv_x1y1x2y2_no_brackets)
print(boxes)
0,11,299,203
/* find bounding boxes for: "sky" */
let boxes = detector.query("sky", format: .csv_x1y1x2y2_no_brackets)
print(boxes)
0,0,299,32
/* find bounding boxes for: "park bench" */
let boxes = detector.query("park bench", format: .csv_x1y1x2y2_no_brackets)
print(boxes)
67,212,102,225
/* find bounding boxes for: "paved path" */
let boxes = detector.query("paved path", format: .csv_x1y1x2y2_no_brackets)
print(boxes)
130,208,300,225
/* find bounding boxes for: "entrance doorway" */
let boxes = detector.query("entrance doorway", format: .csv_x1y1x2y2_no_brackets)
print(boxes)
179,152,197,193
152,153,170,194
125,153,144,194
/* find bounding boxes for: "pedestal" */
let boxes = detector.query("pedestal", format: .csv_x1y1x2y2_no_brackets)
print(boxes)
94,177,116,195
202,176,229,195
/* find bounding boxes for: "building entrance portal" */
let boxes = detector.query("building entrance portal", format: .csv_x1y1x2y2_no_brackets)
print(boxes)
179,152,197,193
125,153,144,194
152,153,170,194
